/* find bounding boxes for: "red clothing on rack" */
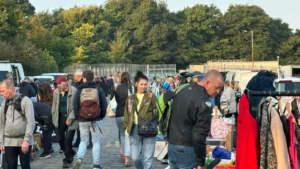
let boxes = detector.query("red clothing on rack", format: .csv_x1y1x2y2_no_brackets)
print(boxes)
236,94,260,169
288,114,299,169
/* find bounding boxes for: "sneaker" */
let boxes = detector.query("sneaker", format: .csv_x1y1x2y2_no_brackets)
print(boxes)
93,165,102,169
50,149,54,153
73,159,82,169
59,150,64,153
63,161,70,168
39,153,51,158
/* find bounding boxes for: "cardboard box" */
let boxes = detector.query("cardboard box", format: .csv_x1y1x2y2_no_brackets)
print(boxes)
34,133,42,148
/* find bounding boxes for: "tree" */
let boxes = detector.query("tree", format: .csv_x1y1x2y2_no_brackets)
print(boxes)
108,30,132,63
280,36,300,64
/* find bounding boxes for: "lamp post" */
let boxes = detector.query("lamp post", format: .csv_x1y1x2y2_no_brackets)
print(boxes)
243,30,254,70
251,30,254,71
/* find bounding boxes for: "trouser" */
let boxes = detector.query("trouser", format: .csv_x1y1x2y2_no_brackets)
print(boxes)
5,146,32,169
57,113,76,164
130,125,156,169
116,117,131,156
74,128,92,145
77,121,102,165
42,124,54,154
168,144,198,169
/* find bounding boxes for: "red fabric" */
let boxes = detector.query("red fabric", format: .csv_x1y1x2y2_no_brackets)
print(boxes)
236,94,260,169
287,114,299,169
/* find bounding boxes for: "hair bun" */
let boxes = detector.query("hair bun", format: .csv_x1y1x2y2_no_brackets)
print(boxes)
134,71,148,82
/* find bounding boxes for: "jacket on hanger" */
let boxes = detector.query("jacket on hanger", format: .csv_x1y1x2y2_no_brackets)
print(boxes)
268,101,290,169
287,114,299,169
236,94,260,169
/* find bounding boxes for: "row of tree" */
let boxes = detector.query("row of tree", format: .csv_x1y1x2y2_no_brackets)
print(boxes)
0,0,299,75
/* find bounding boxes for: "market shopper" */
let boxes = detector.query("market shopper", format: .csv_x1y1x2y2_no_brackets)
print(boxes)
167,70,224,169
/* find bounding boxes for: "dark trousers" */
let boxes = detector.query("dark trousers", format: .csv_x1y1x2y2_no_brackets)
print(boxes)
56,114,76,164
42,124,54,154
5,146,32,169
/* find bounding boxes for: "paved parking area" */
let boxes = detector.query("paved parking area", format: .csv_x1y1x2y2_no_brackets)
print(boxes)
30,117,168,169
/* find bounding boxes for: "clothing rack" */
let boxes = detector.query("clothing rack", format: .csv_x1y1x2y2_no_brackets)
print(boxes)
246,90,300,117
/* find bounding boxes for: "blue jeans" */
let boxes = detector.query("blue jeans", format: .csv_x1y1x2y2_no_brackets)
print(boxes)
130,125,156,169
115,117,131,156
168,144,198,169
77,120,102,165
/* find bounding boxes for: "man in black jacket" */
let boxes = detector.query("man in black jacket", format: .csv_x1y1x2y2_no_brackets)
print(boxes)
167,70,224,169
19,77,36,98
33,102,54,158
73,70,107,169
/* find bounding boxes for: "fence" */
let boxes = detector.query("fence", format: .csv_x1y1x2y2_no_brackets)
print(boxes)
63,64,177,77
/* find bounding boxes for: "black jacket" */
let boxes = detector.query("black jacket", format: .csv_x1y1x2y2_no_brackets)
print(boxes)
292,99,300,126
167,83,212,167
33,102,52,125
74,82,108,122
30,82,38,97
19,82,36,98
115,83,132,117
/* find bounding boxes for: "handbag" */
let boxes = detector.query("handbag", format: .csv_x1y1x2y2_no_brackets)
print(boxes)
107,96,117,118
133,94,158,137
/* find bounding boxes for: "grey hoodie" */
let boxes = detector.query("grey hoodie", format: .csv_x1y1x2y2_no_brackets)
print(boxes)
0,94,36,147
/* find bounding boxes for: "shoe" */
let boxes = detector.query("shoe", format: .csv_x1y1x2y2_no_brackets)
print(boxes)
59,150,64,153
73,159,82,169
125,161,131,167
63,161,70,168
93,165,102,169
39,153,51,158
50,149,54,153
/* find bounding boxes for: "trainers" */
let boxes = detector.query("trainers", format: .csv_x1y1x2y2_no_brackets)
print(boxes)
63,161,70,168
73,159,82,169
93,165,102,169
39,153,51,158
59,150,64,153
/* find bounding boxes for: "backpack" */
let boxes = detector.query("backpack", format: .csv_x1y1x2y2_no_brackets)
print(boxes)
79,88,101,120
4,95,26,121
156,84,189,138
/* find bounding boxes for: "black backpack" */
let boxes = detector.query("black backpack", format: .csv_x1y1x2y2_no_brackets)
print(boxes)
3,95,26,121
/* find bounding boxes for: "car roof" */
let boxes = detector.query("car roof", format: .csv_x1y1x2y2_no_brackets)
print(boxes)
274,77,300,82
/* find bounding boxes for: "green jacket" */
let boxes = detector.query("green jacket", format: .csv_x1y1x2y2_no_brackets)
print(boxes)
124,92,157,135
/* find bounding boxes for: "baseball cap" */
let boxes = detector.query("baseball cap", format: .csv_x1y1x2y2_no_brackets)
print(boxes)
55,76,67,84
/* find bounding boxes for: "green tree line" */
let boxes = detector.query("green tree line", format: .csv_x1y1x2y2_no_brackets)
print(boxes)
0,0,299,75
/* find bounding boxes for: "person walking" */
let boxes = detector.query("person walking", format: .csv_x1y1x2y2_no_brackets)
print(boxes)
115,72,134,167
167,70,224,169
72,70,107,169
52,76,78,168
124,71,158,169
0,79,36,169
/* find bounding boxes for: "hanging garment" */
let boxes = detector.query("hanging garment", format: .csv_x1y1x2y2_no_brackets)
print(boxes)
268,102,291,169
257,100,277,169
236,94,260,169
287,114,299,169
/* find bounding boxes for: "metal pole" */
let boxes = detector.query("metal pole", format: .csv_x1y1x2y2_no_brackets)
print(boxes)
251,30,254,70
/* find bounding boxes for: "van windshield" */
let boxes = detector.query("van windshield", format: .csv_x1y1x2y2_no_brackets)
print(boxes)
0,71,9,81
275,82,300,92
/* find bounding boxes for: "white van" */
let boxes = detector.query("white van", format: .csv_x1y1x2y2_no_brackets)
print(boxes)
0,63,25,86
41,73,67,80
225,70,238,82
234,71,258,92
274,77,300,92
33,75,55,88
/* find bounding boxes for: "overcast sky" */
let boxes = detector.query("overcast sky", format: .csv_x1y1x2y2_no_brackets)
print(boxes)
30,0,300,30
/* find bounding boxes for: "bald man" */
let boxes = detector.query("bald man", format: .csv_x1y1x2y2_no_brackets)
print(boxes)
167,70,224,169
0,79,36,169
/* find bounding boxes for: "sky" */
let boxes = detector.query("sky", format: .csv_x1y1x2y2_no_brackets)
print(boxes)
30,0,300,30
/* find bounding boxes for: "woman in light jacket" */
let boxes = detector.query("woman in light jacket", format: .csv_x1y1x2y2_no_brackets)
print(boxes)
124,71,157,169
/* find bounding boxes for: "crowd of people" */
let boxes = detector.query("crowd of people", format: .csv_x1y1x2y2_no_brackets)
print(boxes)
0,69,225,169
